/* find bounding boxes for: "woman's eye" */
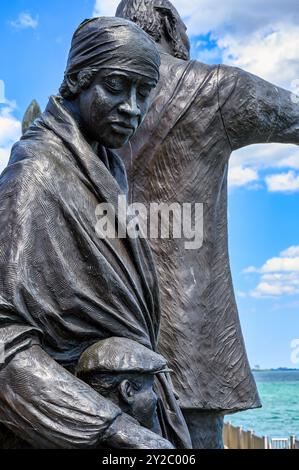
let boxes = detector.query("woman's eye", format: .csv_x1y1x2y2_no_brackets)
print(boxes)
138,87,151,98
104,77,123,92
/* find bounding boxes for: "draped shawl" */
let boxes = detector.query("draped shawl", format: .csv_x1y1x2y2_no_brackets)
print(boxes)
0,96,191,449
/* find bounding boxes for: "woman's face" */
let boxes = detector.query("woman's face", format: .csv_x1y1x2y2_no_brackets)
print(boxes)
78,68,157,149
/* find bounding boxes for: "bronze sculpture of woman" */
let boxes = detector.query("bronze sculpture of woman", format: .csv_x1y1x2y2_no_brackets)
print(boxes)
0,17,191,449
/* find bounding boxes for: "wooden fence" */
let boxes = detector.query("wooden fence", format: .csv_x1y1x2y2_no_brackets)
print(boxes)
223,422,299,449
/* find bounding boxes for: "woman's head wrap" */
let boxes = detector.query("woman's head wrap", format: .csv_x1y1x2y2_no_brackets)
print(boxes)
64,17,160,82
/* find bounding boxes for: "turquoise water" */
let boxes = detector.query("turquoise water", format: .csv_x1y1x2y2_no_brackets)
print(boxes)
224,371,299,438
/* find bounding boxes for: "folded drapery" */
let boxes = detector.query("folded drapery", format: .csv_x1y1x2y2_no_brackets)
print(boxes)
0,96,191,449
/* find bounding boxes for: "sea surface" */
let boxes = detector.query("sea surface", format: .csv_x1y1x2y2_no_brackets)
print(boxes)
224,370,299,438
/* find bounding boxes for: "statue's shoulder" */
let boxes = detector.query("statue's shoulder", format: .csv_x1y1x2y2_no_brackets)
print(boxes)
9,112,68,169
216,63,257,89
187,60,218,92
0,125,62,199
165,56,219,95
190,59,217,75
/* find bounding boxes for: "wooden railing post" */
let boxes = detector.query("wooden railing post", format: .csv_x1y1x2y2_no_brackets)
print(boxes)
223,423,296,449
249,430,254,449
236,426,243,449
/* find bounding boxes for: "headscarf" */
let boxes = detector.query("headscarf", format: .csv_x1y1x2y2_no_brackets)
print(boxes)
64,17,160,82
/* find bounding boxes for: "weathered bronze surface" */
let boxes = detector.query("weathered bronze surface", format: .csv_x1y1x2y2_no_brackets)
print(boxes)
116,0,299,448
76,336,169,434
0,16,191,449
22,99,41,135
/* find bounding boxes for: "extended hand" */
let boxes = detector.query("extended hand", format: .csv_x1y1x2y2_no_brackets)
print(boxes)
102,414,175,449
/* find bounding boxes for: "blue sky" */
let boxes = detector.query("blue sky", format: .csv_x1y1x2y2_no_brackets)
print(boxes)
1,0,299,368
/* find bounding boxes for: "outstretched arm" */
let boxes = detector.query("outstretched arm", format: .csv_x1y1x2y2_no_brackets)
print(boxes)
218,64,299,150
0,344,174,449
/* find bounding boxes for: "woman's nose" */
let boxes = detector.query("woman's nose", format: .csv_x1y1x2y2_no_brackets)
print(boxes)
118,88,141,118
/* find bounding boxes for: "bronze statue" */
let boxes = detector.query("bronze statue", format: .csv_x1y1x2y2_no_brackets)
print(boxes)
0,16,191,449
77,337,170,434
22,99,41,135
116,0,299,448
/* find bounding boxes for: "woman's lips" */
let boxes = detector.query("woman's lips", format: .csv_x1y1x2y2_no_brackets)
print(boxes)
110,122,135,135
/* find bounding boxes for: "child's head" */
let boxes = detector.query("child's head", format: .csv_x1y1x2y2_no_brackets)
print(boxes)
76,337,168,432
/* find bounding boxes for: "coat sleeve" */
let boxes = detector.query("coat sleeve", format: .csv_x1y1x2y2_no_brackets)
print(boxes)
0,344,122,448
217,64,299,150
0,344,175,449
0,158,122,448
0,154,174,450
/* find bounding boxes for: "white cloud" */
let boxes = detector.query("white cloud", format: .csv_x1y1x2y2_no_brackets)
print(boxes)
0,109,21,173
218,24,299,89
228,144,299,191
252,281,299,297
276,153,299,170
261,256,299,273
281,246,299,257
262,272,299,282
244,245,299,297
228,165,258,188
93,0,119,16
0,82,22,173
0,147,12,173
172,0,299,36
243,266,258,274
10,12,39,30
266,171,299,193
230,144,299,171
0,108,21,145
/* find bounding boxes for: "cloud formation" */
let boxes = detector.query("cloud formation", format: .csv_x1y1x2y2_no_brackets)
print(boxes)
228,165,258,188
218,24,299,89
228,144,299,190
244,246,299,297
93,0,119,16
265,171,299,193
10,12,39,30
0,81,21,173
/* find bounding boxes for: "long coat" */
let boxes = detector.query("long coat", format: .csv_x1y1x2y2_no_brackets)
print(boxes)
119,52,299,412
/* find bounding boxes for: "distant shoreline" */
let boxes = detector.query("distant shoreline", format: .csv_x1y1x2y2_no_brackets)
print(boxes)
252,368,299,372
227,368,299,439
